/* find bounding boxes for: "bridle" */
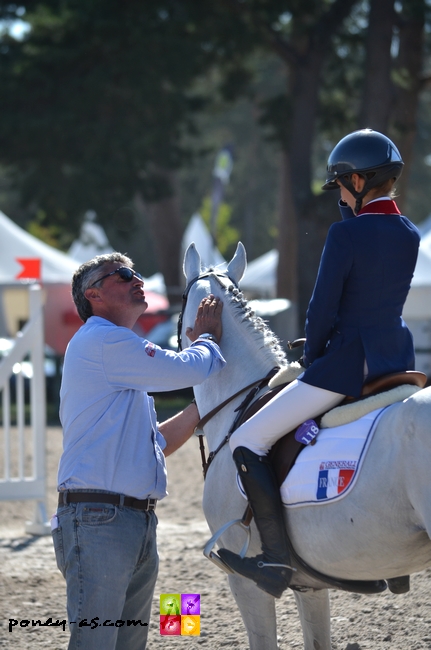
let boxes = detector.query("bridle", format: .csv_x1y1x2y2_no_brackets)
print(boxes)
177,269,236,352
176,267,279,477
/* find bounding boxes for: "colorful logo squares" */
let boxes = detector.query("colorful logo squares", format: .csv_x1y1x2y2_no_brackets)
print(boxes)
159,594,200,635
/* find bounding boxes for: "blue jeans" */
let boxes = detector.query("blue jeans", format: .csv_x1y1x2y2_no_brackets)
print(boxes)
52,495,158,650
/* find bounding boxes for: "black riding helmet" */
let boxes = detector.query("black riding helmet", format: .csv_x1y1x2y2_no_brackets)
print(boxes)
322,129,404,214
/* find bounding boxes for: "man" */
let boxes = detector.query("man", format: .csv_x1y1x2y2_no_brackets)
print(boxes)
51,252,224,650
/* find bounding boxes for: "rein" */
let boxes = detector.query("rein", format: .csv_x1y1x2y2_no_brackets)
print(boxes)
196,368,279,478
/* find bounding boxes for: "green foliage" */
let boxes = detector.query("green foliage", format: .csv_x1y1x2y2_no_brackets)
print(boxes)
177,51,284,262
26,209,66,249
0,1,224,239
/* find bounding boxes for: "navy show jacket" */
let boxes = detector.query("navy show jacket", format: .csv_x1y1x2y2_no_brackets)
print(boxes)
302,199,420,397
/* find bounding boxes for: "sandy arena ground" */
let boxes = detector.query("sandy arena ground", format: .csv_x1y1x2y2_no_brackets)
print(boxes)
1,425,431,649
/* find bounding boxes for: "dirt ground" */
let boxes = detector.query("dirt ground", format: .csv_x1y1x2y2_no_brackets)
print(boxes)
1,426,431,650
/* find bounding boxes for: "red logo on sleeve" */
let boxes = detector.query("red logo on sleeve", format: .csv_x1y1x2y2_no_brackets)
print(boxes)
145,343,156,357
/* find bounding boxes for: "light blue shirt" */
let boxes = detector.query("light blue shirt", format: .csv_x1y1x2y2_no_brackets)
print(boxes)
58,316,225,500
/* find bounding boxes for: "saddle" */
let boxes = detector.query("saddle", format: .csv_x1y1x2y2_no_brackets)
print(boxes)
245,370,427,489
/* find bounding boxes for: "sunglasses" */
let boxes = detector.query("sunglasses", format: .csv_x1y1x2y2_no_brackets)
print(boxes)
89,266,143,288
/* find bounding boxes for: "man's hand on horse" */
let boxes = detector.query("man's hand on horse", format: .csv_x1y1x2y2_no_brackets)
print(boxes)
186,294,223,344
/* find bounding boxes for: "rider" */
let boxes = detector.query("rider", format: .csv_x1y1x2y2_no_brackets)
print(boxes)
217,129,421,598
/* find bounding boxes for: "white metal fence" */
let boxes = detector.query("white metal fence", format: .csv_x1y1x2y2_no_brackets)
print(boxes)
0,284,49,534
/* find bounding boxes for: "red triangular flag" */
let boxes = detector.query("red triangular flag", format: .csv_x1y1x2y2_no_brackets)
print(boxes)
16,258,41,280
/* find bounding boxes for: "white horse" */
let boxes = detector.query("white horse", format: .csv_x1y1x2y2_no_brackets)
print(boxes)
181,241,431,650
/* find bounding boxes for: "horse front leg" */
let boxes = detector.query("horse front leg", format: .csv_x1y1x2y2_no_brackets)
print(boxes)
293,588,331,650
228,574,278,650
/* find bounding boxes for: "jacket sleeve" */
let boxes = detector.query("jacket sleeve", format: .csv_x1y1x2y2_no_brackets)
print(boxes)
102,329,226,392
304,222,353,366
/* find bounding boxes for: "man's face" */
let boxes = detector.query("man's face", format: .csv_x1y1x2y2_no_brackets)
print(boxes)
89,262,148,322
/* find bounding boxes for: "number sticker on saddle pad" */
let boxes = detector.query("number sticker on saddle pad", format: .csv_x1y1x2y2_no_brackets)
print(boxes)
295,419,319,445
281,407,386,508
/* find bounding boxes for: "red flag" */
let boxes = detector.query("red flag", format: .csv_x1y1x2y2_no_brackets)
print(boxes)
16,258,41,280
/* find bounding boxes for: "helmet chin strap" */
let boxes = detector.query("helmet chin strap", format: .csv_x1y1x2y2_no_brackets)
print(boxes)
337,176,368,215
337,165,400,215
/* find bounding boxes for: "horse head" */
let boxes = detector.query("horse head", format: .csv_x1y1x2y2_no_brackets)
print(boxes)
180,242,287,447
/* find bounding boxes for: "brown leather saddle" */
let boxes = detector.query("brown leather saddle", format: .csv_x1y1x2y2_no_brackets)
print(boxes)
243,370,427,488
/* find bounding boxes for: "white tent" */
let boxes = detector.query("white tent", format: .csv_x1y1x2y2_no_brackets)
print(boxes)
0,210,171,352
417,213,431,237
240,249,278,298
0,210,79,283
181,214,225,271
403,232,431,319
0,210,82,352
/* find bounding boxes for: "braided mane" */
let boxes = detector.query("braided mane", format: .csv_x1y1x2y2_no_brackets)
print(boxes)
206,266,288,368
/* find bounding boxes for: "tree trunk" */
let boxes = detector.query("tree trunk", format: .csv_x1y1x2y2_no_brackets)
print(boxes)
358,0,396,131
288,49,325,211
275,0,358,318
276,150,299,334
390,0,425,211
134,170,184,307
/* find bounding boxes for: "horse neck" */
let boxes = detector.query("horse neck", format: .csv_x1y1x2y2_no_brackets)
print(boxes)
190,280,284,445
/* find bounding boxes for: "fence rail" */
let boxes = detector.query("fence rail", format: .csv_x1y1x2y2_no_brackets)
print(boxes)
0,284,49,534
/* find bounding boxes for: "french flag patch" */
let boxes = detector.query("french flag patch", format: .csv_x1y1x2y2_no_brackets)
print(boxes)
316,460,357,501
145,343,157,357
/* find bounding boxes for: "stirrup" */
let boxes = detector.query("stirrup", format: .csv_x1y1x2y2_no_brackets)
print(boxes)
203,518,251,575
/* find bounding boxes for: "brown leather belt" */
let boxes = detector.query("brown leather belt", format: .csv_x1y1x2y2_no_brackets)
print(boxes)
58,491,157,511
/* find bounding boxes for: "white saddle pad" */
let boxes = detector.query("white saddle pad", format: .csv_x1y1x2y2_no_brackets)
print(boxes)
280,407,386,508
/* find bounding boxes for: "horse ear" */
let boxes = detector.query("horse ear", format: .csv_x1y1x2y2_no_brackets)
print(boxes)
183,243,202,284
227,241,247,284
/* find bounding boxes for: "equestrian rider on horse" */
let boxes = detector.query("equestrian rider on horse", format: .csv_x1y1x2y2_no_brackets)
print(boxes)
217,129,421,599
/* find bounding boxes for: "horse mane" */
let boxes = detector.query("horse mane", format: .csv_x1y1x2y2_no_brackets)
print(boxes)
205,265,288,368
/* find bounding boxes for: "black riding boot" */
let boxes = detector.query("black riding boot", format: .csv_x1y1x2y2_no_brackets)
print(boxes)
218,446,293,598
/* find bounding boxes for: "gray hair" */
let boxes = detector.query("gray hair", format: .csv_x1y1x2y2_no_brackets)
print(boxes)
72,252,134,322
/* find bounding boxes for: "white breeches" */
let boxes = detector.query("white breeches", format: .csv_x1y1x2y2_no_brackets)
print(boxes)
229,379,345,456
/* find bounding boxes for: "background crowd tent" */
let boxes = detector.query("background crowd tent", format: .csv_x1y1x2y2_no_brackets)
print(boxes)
0,211,168,354
181,213,226,272
1,204,429,366
0,210,81,354
403,227,431,376
241,249,278,299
